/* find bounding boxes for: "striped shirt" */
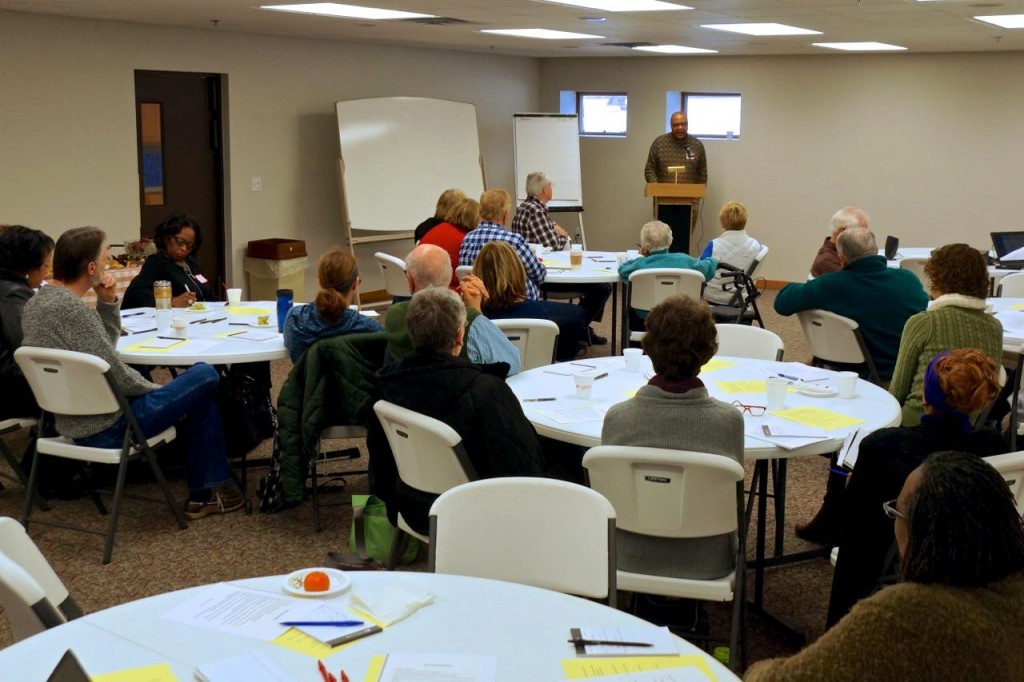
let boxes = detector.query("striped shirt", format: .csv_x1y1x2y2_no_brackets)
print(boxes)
459,222,547,300
510,196,570,251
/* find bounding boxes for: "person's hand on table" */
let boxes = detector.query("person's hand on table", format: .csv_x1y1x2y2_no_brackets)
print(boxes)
172,291,197,308
94,272,118,304
458,274,488,311
554,224,570,239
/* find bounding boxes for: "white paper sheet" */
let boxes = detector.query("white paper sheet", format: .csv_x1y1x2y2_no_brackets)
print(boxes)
541,362,600,377
536,405,608,424
995,311,1024,340
195,651,291,682
375,653,497,682
231,330,278,342
571,627,678,657
756,362,831,383
294,603,373,645
138,337,186,349
563,668,712,682
160,583,322,641
837,427,869,470
743,416,830,451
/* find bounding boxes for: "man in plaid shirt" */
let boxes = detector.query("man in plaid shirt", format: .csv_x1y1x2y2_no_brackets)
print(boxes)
459,189,546,300
510,172,611,345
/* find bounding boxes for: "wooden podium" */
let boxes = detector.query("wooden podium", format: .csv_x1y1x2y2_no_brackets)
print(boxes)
645,183,706,254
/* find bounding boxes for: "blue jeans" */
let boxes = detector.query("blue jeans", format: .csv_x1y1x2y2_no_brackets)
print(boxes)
75,363,232,493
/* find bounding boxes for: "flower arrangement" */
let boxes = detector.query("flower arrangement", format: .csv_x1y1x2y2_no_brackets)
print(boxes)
123,237,156,263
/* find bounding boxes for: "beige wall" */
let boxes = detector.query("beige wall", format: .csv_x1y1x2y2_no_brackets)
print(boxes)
0,10,540,296
540,52,1024,282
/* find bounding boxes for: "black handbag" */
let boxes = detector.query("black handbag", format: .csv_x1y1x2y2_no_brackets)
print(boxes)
217,365,275,459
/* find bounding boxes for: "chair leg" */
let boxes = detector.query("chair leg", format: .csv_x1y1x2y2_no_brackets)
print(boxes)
22,444,43,530
102,455,132,564
311,457,321,533
141,446,188,530
386,530,408,571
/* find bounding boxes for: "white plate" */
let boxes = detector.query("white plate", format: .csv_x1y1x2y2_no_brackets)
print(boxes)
248,321,275,329
796,384,838,398
185,306,211,313
282,567,351,598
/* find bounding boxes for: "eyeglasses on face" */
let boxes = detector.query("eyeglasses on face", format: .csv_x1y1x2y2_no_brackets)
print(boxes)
732,400,766,416
170,235,195,250
882,499,907,520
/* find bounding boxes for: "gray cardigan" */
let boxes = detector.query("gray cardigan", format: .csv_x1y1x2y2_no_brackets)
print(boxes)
601,384,744,580
21,285,159,438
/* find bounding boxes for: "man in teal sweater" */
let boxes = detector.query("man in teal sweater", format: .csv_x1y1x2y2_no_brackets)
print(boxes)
774,228,927,381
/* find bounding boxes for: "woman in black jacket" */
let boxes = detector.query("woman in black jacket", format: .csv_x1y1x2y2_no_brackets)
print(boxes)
122,211,215,309
0,225,54,419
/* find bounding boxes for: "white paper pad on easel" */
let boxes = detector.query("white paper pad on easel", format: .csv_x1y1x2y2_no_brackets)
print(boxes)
160,583,322,640
195,651,291,682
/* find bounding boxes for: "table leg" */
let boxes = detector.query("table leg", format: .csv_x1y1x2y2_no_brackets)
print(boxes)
610,283,618,357
774,460,787,557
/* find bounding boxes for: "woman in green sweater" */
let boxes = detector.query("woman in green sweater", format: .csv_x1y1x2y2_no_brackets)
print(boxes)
889,243,1002,426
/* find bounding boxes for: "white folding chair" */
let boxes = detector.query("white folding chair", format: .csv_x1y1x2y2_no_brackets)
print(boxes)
627,268,705,342
492,318,559,371
582,445,747,672
14,347,188,564
372,400,477,569
429,478,617,605
0,551,66,642
309,425,367,533
0,418,40,495
374,252,412,298
985,451,1024,515
0,517,81,621
454,264,473,280
796,309,883,385
997,272,1024,297
899,256,931,293
715,324,784,361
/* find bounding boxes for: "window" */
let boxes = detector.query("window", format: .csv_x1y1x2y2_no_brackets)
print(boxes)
577,92,628,137
682,92,741,139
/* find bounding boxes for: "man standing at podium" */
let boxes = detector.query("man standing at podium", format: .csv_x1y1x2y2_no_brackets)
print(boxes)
644,112,707,254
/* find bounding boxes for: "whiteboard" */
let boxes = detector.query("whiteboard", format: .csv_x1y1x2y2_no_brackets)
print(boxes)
336,97,485,232
513,113,583,208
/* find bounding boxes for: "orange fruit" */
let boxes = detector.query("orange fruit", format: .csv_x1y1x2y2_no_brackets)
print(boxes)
303,570,331,592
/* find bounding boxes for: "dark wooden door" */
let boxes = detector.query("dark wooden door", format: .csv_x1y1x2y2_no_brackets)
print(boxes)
135,70,225,292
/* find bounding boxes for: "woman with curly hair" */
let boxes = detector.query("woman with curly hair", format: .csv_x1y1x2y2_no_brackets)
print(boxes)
122,211,215,308
889,243,1002,426
826,348,1006,626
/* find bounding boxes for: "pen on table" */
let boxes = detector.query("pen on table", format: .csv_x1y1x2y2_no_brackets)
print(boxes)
279,620,365,627
229,322,249,326
775,373,801,382
189,318,206,324
129,327,157,334
569,638,654,647
524,397,556,402
121,311,145,317
201,316,226,324
156,336,186,342
593,372,608,381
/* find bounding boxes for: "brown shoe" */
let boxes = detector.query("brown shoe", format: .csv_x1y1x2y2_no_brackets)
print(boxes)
184,490,244,520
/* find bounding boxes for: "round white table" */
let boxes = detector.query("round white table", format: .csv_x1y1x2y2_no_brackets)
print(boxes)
540,250,621,355
882,246,1014,289
116,300,288,365
507,355,901,461
0,572,738,681
988,297,1024,354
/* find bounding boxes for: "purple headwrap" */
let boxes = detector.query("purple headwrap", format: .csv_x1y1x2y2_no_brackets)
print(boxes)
922,351,973,433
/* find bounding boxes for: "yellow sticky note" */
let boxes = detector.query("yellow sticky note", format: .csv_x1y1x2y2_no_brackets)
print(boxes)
91,663,179,682
624,389,637,397
700,359,736,374
1012,303,1024,310
120,338,189,353
273,627,352,658
561,655,717,680
363,654,387,682
226,306,271,316
772,406,866,430
715,380,767,394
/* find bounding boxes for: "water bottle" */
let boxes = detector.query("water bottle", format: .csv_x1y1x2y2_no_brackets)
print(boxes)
276,288,293,333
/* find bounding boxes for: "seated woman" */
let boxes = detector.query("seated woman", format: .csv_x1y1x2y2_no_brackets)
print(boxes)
889,243,1002,426
0,225,54,420
419,197,480,288
413,188,465,244
122,211,215,309
473,240,587,361
826,348,1005,627
22,227,242,519
366,287,544,535
601,295,744,580
700,201,761,305
283,248,381,363
747,450,1024,681
618,220,718,330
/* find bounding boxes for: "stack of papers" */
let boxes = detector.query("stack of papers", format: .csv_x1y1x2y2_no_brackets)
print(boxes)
349,576,434,627
291,603,381,647
195,652,289,682
744,417,830,450
366,654,496,682
160,583,323,640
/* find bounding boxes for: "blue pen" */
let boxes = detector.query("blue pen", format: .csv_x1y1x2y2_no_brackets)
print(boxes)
279,620,365,627
776,373,800,382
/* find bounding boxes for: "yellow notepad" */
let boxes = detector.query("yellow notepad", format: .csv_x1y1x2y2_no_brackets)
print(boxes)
700,359,736,374
772,406,866,430
121,337,188,353
273,627,351,658
561,654,718,680
715,380,797,395
225,306,271,316
91,663,178,682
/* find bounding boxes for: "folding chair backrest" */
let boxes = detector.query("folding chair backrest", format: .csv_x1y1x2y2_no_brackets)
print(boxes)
429,477,616,601
492,318,559,370
899,257,931,292
374,252,412,298
985,451,1024,515
454,265,473,280
629,268,704,312
998,272,1024,298
796,310,870,366
373,400,475,495
0,517,73,615
583,446,744,539
715,324,784,361
14,347,118,416
0,551,66,642
747,245,769,277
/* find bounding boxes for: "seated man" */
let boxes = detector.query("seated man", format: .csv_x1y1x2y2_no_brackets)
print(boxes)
21,226,242,519
775,228,927,381
618,220,718,330
383,243,521,376
811,206,869,278
459,188,546,300
367,287,544,535
511,171,611,345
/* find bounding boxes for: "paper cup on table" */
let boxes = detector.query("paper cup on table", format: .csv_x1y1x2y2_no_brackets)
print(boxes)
155,309,172,333
623,348,643,373
626,249,640,261
837,371,858,399
766,377,787,411
570,243,584,269
171,317,188,339
226,288,242,306
616,252,627,267
574,373,595,400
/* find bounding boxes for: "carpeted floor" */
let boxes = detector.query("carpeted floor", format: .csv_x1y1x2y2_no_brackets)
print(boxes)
0,287,842,670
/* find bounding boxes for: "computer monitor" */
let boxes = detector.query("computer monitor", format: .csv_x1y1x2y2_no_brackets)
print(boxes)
884,236,899,260
991,231,1024,259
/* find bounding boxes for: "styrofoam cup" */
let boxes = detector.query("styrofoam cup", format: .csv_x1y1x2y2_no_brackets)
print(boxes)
623,348,643,372
574,373,595,400
837,371,858,399
766,377,787,411
227,288,242,306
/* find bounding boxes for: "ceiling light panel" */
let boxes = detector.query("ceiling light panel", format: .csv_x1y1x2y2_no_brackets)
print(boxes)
813,42,907,51
480,28,604,40
536,0,691,11
974,15,1024,29
633,44,716,54
261,3,435,20
701,23,822,36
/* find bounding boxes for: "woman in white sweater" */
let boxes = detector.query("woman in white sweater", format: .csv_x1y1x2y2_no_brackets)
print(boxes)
701,201,762,305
